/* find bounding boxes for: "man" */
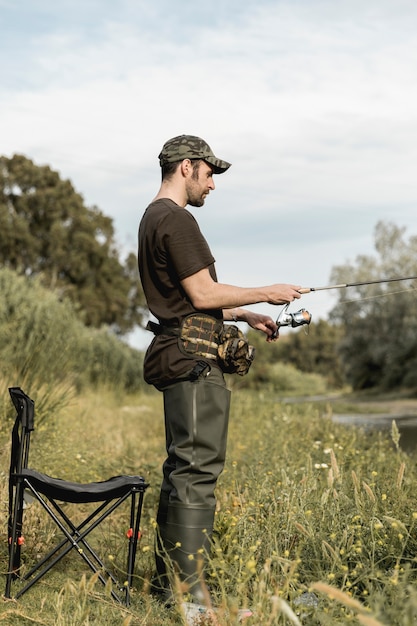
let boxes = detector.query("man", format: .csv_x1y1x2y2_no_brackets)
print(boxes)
138,135,301,618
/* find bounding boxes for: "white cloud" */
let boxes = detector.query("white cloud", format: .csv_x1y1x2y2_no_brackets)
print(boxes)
1,0,417,348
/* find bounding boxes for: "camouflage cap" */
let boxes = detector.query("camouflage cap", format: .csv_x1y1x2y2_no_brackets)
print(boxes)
158,135,231,174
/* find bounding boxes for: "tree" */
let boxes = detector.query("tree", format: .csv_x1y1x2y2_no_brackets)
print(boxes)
247,318,345,388
329,221,417,391
0,154,146,333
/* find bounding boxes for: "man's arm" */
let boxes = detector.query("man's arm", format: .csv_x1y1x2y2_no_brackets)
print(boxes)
223,306,280,342
180,267,301,309
181,267,301,342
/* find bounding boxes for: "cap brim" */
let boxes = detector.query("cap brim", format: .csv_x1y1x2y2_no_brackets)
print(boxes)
204,156,231,174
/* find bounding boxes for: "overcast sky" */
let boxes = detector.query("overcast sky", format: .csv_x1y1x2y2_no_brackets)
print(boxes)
1,0,416,348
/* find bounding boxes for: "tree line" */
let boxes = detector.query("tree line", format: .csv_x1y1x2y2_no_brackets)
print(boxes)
248,221,417,393
0,154,146,334
1,154,416,393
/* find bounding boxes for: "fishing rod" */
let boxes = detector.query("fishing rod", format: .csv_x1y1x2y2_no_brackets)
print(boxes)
298,274,417,294
273,274,417,337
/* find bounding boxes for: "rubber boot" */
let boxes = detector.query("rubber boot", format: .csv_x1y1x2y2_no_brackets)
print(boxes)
155,369,230,606
162,504,215,604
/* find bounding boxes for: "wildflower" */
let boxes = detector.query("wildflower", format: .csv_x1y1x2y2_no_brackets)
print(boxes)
381,494,387,501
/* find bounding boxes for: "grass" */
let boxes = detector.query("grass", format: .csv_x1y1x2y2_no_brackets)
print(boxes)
1,385,417,625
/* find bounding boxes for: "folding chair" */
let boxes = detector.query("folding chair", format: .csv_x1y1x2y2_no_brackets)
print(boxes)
5,387,149,605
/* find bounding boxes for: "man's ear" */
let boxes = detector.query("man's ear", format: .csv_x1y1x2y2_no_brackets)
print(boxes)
180,159,192,177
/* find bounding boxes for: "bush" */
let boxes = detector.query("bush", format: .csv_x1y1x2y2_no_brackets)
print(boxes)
0,268,144,424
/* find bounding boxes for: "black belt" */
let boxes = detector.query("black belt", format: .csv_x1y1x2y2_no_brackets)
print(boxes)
146,320,180,337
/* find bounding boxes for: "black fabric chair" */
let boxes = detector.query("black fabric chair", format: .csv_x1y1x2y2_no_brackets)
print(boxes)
5,387,149,605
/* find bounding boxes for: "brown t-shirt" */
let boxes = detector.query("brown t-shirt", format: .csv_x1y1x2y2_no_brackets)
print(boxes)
138,198,223,387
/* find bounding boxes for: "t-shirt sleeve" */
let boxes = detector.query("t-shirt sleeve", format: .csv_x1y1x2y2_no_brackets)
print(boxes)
162,209,215,280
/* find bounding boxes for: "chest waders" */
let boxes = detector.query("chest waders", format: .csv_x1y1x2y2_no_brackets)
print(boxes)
153,366,230,604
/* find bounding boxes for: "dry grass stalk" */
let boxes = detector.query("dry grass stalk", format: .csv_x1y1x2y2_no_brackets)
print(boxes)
322,540,339,562
362,481,376,502
311,581,366,612
294,521,310,537
330,448,340,480
351,470,361,491
271,596,302,626
396,461,405,489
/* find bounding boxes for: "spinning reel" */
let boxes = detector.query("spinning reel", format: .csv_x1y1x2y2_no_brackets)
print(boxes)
272,303,312,339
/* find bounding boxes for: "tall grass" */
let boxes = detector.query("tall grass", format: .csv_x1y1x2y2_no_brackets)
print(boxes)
1,385,417,625
0,268,145,425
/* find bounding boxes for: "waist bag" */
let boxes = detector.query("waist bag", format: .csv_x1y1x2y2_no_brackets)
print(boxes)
147,314,255,376
217,324,255,376
179,314,223,360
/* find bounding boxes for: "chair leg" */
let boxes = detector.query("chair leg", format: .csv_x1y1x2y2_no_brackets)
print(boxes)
13,495,123,604
5,480,26,598
21,498,116,584
124,490,145,605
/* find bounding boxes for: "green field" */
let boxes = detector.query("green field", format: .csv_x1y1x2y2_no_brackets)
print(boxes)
1,386,417,625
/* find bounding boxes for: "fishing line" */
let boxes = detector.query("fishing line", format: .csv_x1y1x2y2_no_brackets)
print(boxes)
335,286,417,305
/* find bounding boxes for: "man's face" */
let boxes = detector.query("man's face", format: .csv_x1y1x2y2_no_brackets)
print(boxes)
185,160,215,207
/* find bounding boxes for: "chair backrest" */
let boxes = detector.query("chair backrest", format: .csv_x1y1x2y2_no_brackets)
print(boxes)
9,387,34,477
9,387,34,431
7,387,35,561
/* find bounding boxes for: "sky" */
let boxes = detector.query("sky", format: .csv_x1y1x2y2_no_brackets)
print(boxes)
1,0,417,348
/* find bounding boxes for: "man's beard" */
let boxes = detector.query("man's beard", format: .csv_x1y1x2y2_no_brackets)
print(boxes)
186,182,207,207
187,195,206,207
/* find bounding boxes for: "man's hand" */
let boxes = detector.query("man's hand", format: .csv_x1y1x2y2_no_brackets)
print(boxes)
241,311,279,342
266,284,302,305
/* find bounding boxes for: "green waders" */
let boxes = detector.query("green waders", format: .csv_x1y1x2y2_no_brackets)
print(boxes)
154,366,230,604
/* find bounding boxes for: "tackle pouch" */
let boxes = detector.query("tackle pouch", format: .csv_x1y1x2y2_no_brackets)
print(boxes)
217,324,255,376
179,314,223,360
177,314,256,376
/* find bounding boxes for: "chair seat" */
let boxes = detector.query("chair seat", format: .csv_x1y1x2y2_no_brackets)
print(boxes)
17,469,147,503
